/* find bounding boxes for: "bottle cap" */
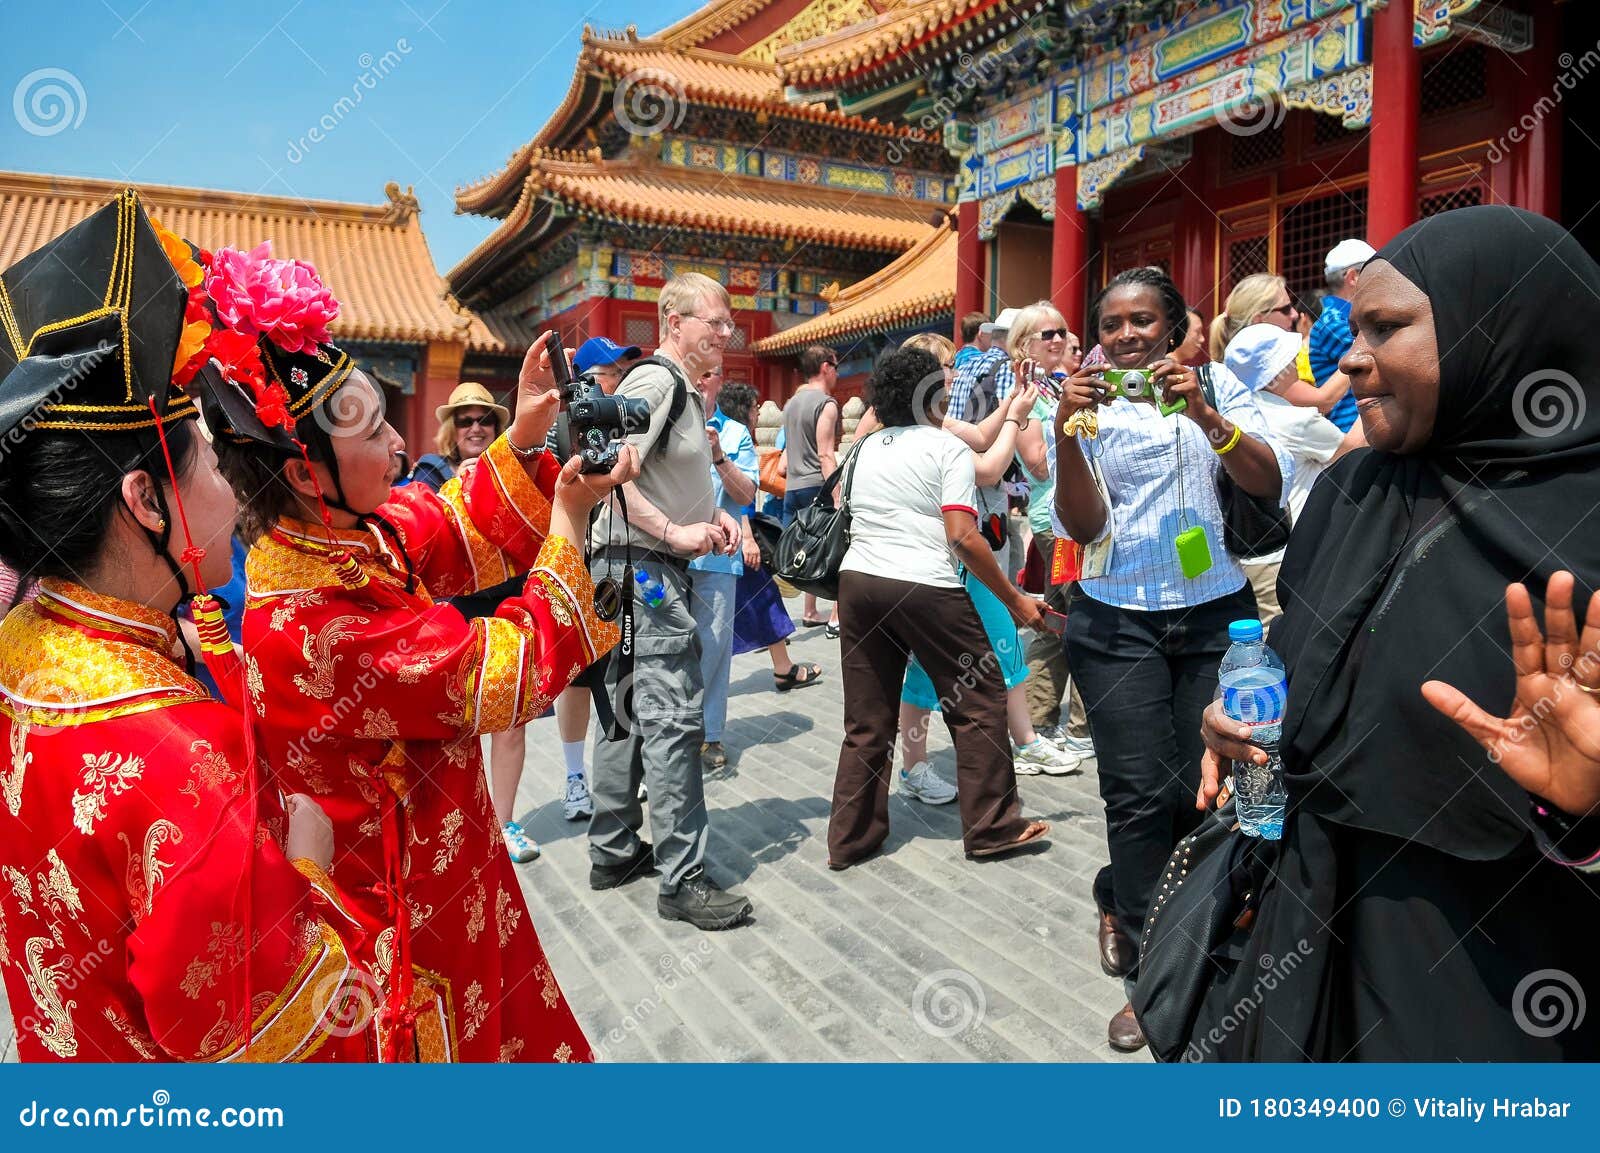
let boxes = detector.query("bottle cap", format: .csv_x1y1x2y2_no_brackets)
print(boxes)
1228,619,1264,643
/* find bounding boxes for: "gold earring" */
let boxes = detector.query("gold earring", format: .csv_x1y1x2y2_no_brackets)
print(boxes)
156,518,167,532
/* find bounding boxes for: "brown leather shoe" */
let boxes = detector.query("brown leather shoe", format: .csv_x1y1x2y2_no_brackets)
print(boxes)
1108,1002,1147,1052
1098,910,1135,977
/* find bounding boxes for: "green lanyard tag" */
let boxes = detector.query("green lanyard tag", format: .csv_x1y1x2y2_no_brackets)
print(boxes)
1175,524,1214,579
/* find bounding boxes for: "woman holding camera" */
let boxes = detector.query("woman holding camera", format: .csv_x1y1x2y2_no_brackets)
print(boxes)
1051,266,1289,1052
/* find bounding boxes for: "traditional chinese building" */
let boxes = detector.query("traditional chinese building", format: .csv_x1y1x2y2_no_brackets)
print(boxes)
446,9,958,402
773,0,1588,342
0,170,492,451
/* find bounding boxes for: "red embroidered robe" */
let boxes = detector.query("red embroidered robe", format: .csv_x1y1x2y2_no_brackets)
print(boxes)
0,580,372,1062
241,436,616,1062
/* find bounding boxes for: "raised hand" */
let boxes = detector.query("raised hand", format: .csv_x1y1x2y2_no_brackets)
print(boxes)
1422,571,1600,818
510,332,568,450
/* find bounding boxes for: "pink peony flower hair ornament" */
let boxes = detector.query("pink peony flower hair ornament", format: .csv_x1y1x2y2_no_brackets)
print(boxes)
203,241,340,356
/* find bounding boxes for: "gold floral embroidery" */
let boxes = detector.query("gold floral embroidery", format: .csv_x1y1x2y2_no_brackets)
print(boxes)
293,615,368,700
38,849,84,928
119,820,182,918
103,1006,160,1060
433,810,465,875
394,649,446,685
495,886,521,948
269,589,325,631
358,708,399,740
284,744,333,795
538,962,560,1010
436,655,471,730
0,895,10,967
197,999,243,1060
179,738,242,807
3,864,34,917
440,734,474,770
22,936,78,1057
554,1041,574,1062
462,980,489,1041
464,882,487,944
245,653,266,716
4,716,30,817
498,1037,525,1062
179,921,246,1000
70,751,144,835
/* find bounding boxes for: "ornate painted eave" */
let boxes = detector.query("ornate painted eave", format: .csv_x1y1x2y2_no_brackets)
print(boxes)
454,23,926,219
750,215,956,354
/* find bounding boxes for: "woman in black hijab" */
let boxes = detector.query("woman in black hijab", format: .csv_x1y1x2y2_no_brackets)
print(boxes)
1189,205,1600,1060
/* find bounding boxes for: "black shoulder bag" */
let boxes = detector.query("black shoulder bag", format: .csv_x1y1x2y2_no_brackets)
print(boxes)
1197,364,1291,560
773,435,866,602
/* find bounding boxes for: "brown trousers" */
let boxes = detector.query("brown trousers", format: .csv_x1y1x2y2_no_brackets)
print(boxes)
828,570,1028,863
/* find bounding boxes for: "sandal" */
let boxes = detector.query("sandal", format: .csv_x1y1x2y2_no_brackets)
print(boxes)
965,820,1051,860
799,617,831,628
774,663,824,692
825,622,840,639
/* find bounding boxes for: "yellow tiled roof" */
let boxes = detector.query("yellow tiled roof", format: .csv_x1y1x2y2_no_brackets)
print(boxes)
0,170,482,349
448,151,938,292
776,0,1000,88
455,25,923,217
750,215,955,354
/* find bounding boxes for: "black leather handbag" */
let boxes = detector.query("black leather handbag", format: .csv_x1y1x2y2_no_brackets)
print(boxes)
748,511,784,571
773,438,865,601
1131,797,1271,1062
1198,365,1291,560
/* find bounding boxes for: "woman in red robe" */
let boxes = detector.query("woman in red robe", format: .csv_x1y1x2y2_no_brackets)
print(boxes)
0,192,374,1061
199,242,632,1062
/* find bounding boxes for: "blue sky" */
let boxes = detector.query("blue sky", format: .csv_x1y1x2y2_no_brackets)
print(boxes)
1,0,706,273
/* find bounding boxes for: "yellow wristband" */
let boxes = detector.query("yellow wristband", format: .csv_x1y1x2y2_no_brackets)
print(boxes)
1212,424,1244,455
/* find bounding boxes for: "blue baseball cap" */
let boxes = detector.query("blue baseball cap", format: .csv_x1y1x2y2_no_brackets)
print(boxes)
573,336,641,374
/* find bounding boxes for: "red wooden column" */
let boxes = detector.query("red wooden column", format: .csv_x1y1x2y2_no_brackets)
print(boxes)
1050,165,1090,339
1516,1,1562,220
1367,0,1420,245
955,198,986,340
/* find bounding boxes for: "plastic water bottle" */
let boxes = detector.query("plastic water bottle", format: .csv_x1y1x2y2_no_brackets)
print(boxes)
1218,619,1288,839
634,568,666,610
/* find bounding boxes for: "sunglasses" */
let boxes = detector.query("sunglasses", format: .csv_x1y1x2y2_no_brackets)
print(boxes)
1264,303,1297,317
1034,328,1069,342
454,413,499,430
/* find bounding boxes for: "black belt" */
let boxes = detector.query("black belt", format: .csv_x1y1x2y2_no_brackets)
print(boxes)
597,543,688,572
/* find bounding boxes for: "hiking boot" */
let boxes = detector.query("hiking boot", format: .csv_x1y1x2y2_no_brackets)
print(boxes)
589,841,657,891
657,873,753,931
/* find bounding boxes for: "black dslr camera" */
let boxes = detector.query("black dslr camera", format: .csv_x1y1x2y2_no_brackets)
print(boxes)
547,331,652,473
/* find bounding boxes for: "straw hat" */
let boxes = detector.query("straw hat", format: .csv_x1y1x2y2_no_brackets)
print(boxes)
435,381,509,425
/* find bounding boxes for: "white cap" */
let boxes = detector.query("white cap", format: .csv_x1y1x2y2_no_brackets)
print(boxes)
1324,238,1376,279
980,307,1022,335
1224,324,1303,393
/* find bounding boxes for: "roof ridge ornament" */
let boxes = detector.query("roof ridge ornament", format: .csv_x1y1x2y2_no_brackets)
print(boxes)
382,182,420,223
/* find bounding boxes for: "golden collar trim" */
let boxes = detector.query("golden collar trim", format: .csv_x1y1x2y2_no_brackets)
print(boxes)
36,579,177,651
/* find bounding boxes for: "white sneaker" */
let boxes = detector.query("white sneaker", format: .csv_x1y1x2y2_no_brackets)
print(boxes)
1038,725,1096,760
502,821,540,863
1013,738,1084,777
563,775,594,821
899,760,957,805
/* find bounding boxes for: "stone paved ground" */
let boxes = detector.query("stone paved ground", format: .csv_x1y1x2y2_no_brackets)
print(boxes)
0,626,1140,1064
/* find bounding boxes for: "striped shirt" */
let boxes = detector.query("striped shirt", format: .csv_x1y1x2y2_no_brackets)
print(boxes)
946,346,1007,421
1307,294,1359,432
1046,363,1293,613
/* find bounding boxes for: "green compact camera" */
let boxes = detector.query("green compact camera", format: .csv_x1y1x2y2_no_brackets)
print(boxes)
1102,368,1187,417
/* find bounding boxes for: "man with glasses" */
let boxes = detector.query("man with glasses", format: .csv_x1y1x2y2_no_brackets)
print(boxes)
781,345,843,635
586,272,755,931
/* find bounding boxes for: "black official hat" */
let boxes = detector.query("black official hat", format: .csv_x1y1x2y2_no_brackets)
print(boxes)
0,188,196,441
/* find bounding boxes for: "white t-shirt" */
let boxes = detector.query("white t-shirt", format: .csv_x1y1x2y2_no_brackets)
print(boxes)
840,425,977,589
1245,391,1346,566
